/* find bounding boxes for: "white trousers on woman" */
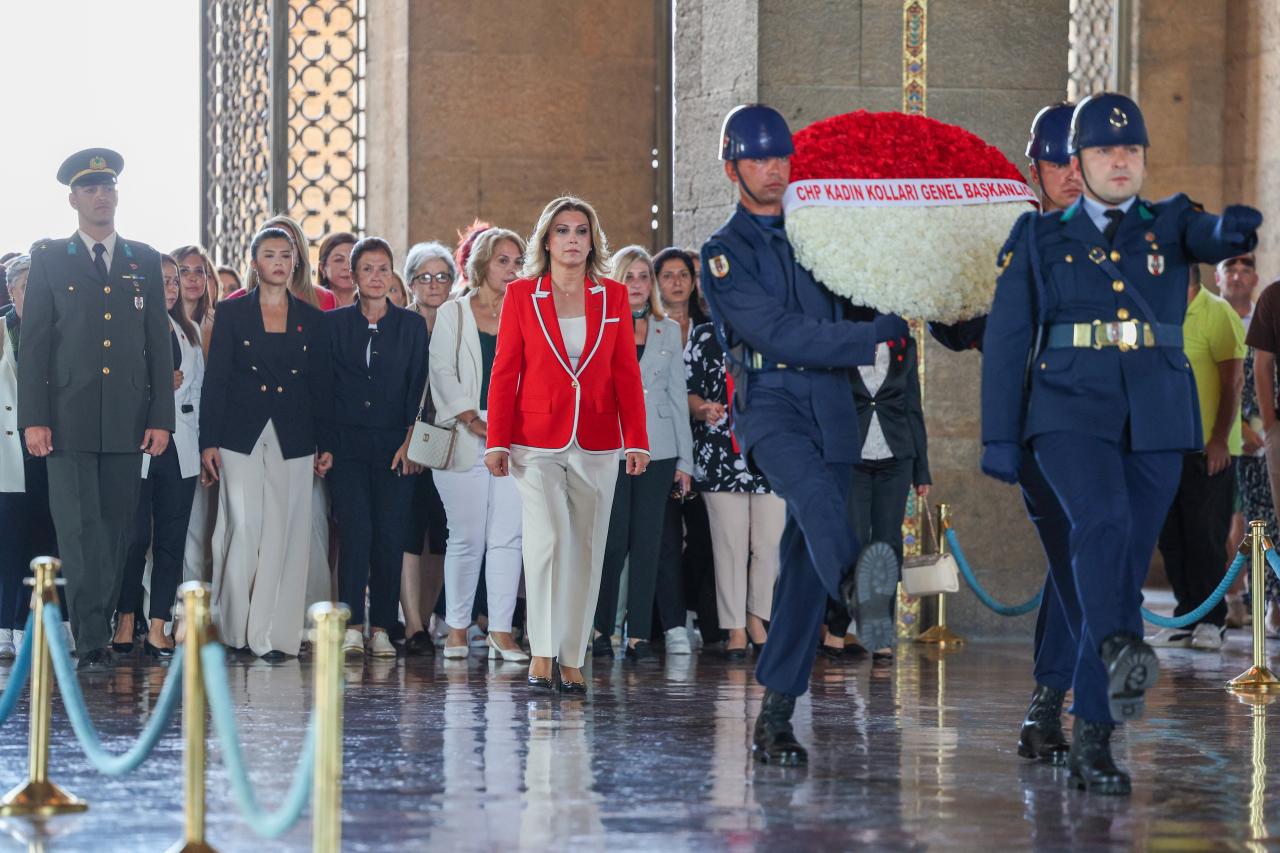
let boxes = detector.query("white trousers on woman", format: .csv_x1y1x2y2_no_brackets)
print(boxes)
435,454,524,633
508,444,617,667
702,491,785,629
211,421,314,656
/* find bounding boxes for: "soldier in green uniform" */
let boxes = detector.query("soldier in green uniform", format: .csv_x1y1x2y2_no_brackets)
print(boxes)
18,148,174,669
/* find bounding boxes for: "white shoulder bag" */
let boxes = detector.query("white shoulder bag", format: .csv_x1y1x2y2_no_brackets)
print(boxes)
901,500,960,596
408,301,465,470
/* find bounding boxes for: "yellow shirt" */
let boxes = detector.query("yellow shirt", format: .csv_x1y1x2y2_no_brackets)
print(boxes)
1184,286,1247,455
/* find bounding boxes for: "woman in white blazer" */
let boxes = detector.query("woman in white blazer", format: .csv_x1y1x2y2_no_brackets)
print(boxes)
111,255,204,658
429,227,528,661
591,246,694,660
0,256,59,659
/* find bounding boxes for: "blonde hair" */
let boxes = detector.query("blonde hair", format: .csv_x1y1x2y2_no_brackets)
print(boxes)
521,196,610,281
466,228,526,291
243,214,321,308
610,245,665,320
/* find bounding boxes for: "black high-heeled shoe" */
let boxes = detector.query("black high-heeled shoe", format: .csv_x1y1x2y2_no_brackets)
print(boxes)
558,679,587,696
111,640,134,654
527,673,554,691
143,640,175,660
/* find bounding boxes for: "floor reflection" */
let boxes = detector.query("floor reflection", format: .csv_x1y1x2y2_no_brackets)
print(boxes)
0,639,1277,850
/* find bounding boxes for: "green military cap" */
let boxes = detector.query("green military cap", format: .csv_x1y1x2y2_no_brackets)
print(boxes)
57,147,124,187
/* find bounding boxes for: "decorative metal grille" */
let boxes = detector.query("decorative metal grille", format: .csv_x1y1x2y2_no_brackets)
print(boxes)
1068,0,1118,101
201,0,274,269
201,0,365,272
280,0,365,266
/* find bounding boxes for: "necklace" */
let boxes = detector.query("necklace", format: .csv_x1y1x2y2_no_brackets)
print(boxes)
477,292,500,319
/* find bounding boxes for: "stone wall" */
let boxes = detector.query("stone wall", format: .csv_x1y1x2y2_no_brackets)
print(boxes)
367,1,662,265
674,0,1068,637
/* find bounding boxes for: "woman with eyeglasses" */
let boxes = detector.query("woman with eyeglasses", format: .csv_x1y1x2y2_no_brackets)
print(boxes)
431,227,529,662
397,241,455,654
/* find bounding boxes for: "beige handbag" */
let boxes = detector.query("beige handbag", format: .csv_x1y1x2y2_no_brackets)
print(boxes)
901,500,960,596
408,302,464,470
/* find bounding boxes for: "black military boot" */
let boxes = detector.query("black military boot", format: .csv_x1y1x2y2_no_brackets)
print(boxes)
1099,632,1159,722
1017,684,1070,765
838,542,899,653
1067,717,1130,795
752,689,808,766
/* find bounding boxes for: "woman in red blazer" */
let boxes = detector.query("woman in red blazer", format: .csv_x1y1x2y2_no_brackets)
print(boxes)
485,196,649,694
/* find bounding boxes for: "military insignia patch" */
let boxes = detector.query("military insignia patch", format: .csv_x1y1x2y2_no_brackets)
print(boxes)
1109,107,1128,128
709,254,730,279
1088,247,1106,264
89,155,107,170
134,296,144,310
1147,253,1165,275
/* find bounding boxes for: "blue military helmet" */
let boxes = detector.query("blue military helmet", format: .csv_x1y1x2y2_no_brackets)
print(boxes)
720,104,794,161
1068,92,1149,154
1026,102,1075,165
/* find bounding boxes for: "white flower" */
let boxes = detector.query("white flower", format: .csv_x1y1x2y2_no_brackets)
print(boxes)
785,203,1027,323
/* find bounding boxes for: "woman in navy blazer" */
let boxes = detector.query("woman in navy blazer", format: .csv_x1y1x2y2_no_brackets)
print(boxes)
325,237,428,657
199,227,332,659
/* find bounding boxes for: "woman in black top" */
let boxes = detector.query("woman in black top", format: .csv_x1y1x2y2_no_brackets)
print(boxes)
326,237,429,658
200,227,332,659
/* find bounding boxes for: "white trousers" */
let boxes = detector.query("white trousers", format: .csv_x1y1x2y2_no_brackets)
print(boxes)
702,491,785,629
509,444,617,667
183,481,216,584
211,421,314,656
435,455,523,633
306,476,333,607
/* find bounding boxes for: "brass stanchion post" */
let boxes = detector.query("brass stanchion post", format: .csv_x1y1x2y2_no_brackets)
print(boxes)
0,557,86,817
168,582,215,853
310,602,349,853
916,503,965,648
1229,521,1280,693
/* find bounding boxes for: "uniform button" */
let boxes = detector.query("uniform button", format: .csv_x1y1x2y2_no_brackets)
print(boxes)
1040,363,1047,370
103,286,111,294
260,384,267,392
1117,308,1130,320
102,367,110,375
243,340,250,347
1112,281,1124,292
1064,254,1073,263
571,380,579,389
277,386,284,393
4,431,10,436
3,405,9,411
103,339,111,348
364,400,371,408
67,285,75,292
104,312,111,320
870,401,877,407
251,365,258,371
1110,250,1121,262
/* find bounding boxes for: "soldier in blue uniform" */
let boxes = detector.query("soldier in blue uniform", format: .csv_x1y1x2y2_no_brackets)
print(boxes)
981,93,1261,794
700,104,909,765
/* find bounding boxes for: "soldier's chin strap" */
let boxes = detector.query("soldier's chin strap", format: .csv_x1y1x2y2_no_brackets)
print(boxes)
732,160,766,207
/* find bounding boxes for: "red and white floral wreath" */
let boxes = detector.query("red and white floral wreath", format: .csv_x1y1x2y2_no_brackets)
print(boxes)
784,110,1036,323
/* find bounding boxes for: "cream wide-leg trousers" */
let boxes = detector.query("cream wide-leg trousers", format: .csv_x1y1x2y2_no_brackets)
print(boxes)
211,420,314,656
508,444,618,668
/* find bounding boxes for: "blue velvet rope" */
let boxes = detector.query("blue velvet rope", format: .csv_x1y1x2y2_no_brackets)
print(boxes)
201,642,316,839
1140,552,1247,629
1266,547,1280,586
944,528,1043,616
0,610,34,728
43,604,183,774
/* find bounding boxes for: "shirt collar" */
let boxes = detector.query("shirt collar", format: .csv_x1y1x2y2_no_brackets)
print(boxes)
77,230,117,255
1081,194,1135,222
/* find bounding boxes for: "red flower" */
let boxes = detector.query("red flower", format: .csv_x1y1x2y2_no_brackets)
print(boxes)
790,111,1025,183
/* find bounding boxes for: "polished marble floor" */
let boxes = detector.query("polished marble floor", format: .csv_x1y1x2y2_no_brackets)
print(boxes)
0,625,1277,852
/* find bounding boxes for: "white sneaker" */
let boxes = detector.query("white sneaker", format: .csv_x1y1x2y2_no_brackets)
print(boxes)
367,631,397,658
1189,622,1225,651
664,626,692,655
1146,627,1193,648
342,628,365,655
0,629,13,659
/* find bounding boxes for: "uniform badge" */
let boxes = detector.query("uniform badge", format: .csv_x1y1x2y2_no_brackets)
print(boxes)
709,254,730,279
1147,253,1165,275
89,155,107,170
134,296,144,310
1109,107,1128,128
1088,247,1106,264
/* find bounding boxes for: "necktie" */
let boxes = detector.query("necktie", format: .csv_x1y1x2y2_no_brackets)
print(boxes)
93,243,108,280
1102,209,1124,244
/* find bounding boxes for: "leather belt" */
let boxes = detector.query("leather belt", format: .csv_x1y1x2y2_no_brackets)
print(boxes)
1045,320,1183,352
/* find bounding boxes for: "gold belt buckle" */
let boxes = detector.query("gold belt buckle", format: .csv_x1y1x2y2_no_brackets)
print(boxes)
1118,321,1139,352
